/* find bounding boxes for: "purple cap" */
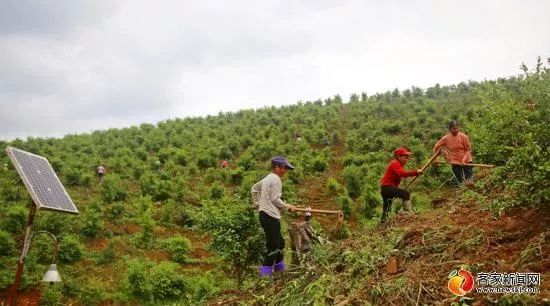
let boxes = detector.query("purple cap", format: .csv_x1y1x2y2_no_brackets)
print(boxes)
271,156,295,170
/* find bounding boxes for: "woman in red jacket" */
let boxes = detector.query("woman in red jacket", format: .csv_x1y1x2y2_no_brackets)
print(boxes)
380,148,423,223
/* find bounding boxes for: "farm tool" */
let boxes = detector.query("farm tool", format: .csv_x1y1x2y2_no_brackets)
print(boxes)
405,148,441,189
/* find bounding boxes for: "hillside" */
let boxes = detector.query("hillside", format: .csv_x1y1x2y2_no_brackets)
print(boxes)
0,59,548,305
211,182,549,305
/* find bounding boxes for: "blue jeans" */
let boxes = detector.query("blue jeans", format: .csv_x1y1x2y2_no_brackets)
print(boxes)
452,164,473,184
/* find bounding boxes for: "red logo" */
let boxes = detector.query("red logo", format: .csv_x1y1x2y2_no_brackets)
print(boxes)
448,268,475,296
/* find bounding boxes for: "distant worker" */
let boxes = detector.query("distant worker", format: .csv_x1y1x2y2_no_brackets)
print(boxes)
251,156,297,277
220,159,228,168
433,120,473,185
96,165,106,182
380,148,423,224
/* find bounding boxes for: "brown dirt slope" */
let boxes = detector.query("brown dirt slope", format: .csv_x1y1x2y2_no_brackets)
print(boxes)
363,199,550,305
211,197,549,305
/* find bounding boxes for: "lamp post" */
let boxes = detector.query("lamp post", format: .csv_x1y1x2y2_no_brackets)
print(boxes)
7,204,62,306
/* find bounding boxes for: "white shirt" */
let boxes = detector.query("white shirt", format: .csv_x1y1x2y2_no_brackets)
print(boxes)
251,173,290,219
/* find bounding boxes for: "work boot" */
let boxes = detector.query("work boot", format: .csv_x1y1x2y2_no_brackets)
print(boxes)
403,200,413,212
259,265,273,278
273,260,286,272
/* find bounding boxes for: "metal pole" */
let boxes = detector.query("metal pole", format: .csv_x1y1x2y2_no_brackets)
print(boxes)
7,203,36,306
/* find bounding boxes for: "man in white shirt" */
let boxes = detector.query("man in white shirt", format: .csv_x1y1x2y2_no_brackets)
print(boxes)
251,156,296,277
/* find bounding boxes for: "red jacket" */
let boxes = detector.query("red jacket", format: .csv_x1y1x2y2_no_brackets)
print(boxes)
380,159,418,187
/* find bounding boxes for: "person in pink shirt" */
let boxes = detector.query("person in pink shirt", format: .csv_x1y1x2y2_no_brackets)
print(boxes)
433,120,473,185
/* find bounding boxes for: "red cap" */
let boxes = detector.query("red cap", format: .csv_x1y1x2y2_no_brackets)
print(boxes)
394,147,412,156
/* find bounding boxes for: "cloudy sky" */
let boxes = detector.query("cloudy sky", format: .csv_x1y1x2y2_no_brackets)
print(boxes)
1,0,548,140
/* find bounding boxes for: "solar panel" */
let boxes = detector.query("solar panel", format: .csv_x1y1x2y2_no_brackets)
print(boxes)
6,146,79,214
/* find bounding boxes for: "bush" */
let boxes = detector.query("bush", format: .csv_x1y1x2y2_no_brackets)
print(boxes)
343,166,362,199
35,212,72,236
238,174,257,200
197,154,216,170
80,207,103,238
101,174,127,203
197,199,264,288
311,156,328,172
140,173,174,201
126,259,152,300
382,122,402,134
153,179,173,201
287,167,304,184
58,234,83,264
339,195,353,218
126,259,187,302
65,168,84,186
134,198,156,249
0,262,13,289
209,183,225,200
230,168,244,185
326,177,342,194
236,153,256,171
362,186,380,218
471,59,550,207
149,262,187,301
107,202,126,220
40,284,63,306
2,205,27,234
175,150,188,166
0,230,16,255
78,278,106,305
161,236,191,263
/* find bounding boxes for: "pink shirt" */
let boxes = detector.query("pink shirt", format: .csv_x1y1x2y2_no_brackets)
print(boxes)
433,132,472,163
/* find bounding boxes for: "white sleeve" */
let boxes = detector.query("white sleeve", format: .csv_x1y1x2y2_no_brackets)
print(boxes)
251,181,261,207
269,179,289,210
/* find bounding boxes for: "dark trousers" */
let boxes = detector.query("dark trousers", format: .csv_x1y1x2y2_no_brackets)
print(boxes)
452,164,473,184
259,211,285,266
380,185,410,222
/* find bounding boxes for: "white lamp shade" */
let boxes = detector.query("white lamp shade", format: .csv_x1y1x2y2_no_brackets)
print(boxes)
42,264,62,283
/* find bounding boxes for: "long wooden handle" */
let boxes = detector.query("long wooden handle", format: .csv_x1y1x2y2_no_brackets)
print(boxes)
294,207,342,214
405,149,441,189
249,206,342,215
434,161,495,168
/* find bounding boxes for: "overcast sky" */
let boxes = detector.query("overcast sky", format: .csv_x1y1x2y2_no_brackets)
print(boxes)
1,0,548,140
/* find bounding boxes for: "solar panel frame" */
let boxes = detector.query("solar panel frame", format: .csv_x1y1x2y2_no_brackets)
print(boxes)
6,146,79,214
